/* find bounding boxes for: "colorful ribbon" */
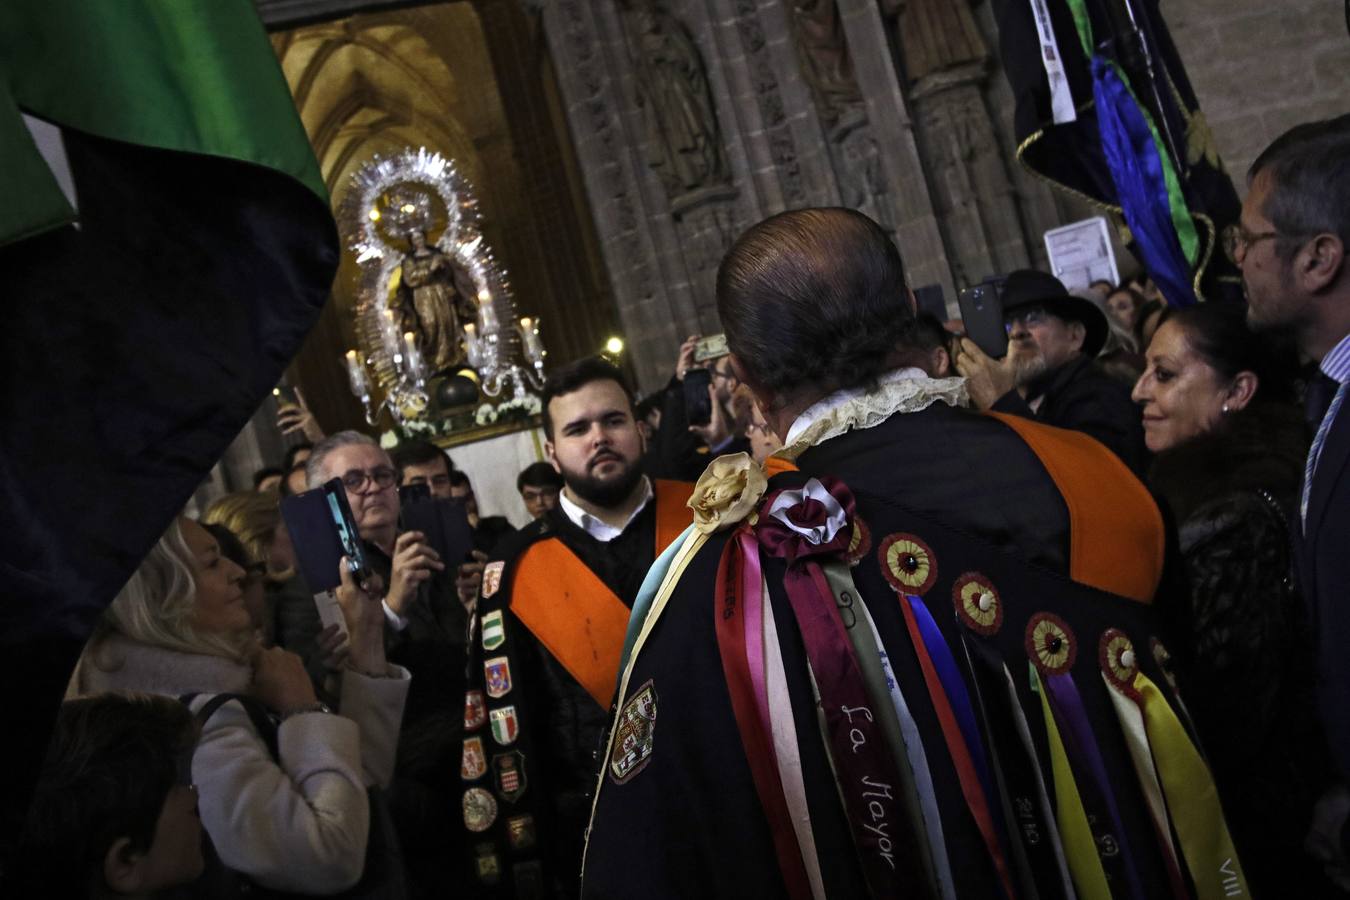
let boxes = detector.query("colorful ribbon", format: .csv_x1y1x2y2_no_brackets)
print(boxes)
1042,672,1146,900
1136,672,1248,899
1032,666,1112,900
714,532,814,900
896,592,1017,898
962,634,1076,899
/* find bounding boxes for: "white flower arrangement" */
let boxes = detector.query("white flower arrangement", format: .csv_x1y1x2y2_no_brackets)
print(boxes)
379,430,399,449
474,403,500,426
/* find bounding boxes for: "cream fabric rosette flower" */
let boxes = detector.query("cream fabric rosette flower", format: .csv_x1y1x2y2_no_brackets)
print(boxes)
688,452,767,534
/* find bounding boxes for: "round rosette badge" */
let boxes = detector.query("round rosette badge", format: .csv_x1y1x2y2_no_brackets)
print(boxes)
1099,628,1140,698
754,477,856,565
952,572,1001,636
878,533,938,597
1025,612,1077,676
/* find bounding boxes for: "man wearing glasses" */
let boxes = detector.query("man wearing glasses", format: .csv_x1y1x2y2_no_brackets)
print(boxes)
955,269,1146,473
306,430,469,896
1240,114,1350,889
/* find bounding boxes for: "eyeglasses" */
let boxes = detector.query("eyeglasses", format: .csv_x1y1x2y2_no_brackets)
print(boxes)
340,466,398,493
1223,225,1282,264
1004,306,1051,333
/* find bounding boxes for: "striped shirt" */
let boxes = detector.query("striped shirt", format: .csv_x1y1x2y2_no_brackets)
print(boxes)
1321,332,1350,385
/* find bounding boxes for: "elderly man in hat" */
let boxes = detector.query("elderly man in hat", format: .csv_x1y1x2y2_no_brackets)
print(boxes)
955,269,1146,472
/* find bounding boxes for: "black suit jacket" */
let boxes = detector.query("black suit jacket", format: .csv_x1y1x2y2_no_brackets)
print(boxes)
1300,401,1350,781
993,354,1147,474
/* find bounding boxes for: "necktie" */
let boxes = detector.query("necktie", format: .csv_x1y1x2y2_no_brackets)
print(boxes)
1306,371,1338,428
1302,372,1348,528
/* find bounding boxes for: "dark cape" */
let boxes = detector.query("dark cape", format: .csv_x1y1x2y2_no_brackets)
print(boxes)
583,403,1232,899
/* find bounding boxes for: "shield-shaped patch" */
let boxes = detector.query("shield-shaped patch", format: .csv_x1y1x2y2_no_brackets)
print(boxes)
493,750,527,802
461,735,487,781
609,679,658,784
482,560,505,598
490,705,519,746
482,609,506,651
464,689,487,731
485,656,512,698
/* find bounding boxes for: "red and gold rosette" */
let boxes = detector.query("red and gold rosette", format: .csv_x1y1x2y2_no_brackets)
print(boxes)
878,532,938,596
1098,628,1141,701
952,572,1002,636
1025,612,1076,675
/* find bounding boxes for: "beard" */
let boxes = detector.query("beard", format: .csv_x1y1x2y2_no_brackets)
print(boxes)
1011,350,1049,387
560,453,645,509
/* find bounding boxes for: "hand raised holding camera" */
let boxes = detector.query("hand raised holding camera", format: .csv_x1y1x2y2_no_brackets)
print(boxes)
385,530,444,616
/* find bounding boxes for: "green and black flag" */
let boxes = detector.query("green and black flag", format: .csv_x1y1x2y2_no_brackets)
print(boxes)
992,0,1243,304
0,0,337,848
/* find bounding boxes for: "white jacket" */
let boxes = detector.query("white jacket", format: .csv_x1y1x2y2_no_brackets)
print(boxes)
74,635,410,894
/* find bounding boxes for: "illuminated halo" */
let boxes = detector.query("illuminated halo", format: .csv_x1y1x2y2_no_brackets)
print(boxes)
337,147,518,396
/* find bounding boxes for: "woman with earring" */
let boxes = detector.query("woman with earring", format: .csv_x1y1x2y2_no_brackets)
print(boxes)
1133,303,1335,896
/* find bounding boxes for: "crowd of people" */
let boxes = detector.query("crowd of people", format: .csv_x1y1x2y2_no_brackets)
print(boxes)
7,114,1350,899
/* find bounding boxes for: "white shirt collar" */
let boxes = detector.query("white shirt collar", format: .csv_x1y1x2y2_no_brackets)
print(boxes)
784,367,932,446
557,476,654,543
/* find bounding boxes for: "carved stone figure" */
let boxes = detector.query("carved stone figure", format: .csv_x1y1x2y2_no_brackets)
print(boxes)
398,229,479,374
621,0,729,202
880,0,987,85
788,0,864,127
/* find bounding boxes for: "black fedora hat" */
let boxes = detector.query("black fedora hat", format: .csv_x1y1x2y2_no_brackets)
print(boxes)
1000,269,1109,358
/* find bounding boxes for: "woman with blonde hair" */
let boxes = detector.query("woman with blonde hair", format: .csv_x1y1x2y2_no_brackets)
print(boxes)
71,516,409,895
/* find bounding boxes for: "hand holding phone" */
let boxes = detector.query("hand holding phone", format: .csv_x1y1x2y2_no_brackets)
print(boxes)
385,530,445,616
682,367,713,426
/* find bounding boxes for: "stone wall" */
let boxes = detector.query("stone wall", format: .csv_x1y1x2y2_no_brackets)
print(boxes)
1167,0,1350,192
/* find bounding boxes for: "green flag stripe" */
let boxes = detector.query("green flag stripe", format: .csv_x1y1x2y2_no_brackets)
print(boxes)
0,0,324,203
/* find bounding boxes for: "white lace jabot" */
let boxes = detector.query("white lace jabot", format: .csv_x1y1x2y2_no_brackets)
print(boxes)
778,368,969,460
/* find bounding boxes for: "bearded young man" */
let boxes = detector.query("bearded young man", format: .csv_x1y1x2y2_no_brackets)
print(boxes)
458,357,693,899
581,209,1242,899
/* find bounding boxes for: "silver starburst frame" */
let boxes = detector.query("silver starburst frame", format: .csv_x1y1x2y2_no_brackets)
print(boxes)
337,148,537,426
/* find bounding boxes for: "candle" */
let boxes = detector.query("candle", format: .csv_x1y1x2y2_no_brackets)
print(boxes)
477,291,499,332
520,316,545,363
403,332,424,381
344,349,369,395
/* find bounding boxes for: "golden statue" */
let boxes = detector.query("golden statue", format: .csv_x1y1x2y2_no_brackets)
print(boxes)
397,227,478,374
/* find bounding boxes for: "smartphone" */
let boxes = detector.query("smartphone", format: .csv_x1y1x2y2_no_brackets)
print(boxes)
957,279,1009,359
398,482,431,507
280,477,373,593
400,495,476,569
683,367,713,426
272,383,299,407
693,334,728,363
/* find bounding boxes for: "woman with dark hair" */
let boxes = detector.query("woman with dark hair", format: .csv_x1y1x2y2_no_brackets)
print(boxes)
1133,304,1334,895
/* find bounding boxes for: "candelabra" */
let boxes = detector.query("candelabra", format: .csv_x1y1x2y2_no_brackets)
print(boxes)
343,309,430,426
463,298,547,401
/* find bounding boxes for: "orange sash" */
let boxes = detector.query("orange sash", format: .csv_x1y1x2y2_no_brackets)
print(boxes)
988,412,1164,603
511,480,695,707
